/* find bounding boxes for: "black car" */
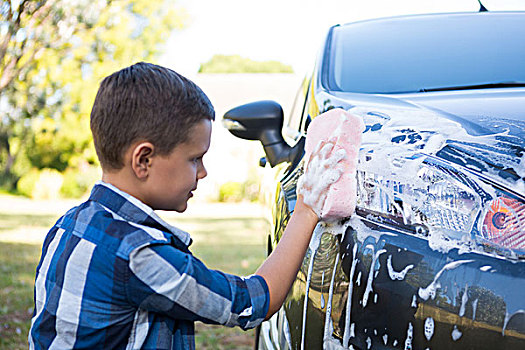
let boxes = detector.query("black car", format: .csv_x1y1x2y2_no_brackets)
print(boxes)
223,11,525,349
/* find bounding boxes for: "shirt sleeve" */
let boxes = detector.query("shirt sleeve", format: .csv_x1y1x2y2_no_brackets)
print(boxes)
126,243,269,330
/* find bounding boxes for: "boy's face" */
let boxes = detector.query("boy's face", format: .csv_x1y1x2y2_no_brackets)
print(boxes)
144,119,212,212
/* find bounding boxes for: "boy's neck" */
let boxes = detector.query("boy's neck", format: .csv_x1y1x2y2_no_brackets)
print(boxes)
101,169,146,204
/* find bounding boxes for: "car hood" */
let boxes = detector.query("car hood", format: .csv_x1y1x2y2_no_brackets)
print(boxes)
322,88,525,194
403,88,525,136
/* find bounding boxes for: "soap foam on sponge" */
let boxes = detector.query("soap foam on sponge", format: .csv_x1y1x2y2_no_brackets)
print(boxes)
304,108,364,220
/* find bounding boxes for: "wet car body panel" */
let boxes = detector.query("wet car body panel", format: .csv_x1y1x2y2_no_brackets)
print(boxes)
246,11,525,350
273,171,525,349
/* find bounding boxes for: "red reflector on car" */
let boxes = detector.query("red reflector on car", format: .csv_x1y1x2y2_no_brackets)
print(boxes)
481,197,525,251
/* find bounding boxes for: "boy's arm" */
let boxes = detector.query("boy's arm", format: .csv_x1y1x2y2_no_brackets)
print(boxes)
256,140,346,319
255,196,318,319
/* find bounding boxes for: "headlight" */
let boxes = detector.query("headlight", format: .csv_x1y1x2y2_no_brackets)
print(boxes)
480,196,525,252
356,155,525,257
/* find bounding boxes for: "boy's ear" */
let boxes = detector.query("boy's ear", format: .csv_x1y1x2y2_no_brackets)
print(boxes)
131,142,155,180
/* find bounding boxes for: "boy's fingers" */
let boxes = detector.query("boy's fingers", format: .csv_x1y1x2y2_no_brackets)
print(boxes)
325,148,346,168
318,142,335,159
307,141,324,166
325,168,343,184
317,191,329,217
296,176,304,195
301,139,348,218
310,140,325,161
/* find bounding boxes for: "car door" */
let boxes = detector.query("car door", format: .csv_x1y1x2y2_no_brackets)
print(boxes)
263,76,343,350
268,77,421,349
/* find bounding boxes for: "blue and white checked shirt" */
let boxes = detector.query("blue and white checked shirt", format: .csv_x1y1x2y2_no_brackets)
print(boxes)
29,182,269,349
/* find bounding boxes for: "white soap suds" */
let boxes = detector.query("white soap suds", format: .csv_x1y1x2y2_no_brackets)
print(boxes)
479,265,492,272
260,322,272,348
323,333,346,350
452,325,462,341
269,312,279,346
472,299,478,321
297,141,346,219
503,309,525,336
323,316,347,350
516,153,525,178
349,215,396,245
324,220,353,238
321,271,326,309
404,322,413,350
309,223,324,251
383,334,388,345
393,339,398,346
357,271,362,286
387,255,414,280
301,224,324,350
343,245,358,348
349,105,522,257
366,337,372,349
427,230,457,254
418,260,473,300
362,248,387,308
411,295,417,308
324,254,340,343
459,284,469,317
374,293,378,304
424,317,434,341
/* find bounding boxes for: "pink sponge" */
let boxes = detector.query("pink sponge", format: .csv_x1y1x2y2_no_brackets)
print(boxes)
304,108,364,220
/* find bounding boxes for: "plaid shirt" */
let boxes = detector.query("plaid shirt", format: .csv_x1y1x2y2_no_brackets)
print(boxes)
29,182,269,349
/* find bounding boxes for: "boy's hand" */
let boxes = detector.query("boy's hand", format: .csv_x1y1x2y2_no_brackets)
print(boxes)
258,140,346,319
296,140,346,219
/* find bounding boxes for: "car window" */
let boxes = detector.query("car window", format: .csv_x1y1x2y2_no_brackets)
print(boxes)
285,78,309,140
328,13,525,94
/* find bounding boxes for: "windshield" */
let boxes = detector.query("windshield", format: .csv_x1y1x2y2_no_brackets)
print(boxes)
328,13,525,94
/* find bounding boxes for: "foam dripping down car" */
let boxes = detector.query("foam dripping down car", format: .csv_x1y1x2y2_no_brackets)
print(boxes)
223,11,525,349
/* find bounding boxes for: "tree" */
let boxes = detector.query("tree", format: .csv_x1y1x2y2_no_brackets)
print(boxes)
0,0,186,189
198,54,294,74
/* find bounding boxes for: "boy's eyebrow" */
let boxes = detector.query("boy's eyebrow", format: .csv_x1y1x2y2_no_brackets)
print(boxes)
192,149,208,158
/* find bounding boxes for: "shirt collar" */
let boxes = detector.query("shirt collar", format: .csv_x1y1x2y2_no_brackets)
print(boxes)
89,181,192,247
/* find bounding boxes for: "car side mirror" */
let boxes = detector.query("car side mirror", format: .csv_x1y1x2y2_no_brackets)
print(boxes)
222,100,304,167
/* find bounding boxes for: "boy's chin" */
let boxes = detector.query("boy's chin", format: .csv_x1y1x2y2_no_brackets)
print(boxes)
152,200,188,213
173,200,189,213
173,205,188,213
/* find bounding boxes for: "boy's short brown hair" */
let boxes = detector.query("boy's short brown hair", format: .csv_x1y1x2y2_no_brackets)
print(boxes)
90,62,215,170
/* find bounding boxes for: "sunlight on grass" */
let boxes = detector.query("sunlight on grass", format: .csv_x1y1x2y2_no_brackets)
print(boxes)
0,202,269,349
173,216,268,276
169,215,269,349
0,242,42,349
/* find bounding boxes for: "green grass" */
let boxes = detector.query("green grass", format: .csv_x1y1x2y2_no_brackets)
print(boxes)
0,242,42,349
0,204,269,349
0,213,58,231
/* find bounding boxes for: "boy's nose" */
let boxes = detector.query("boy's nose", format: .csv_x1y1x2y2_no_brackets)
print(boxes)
197,162,207,180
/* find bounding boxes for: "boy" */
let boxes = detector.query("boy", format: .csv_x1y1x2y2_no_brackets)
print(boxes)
29,62,344,349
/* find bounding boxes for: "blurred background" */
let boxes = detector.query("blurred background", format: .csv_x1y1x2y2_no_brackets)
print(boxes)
4,0,524,203
1,0,525,348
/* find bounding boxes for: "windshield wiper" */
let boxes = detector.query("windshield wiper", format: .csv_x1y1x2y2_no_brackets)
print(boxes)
419,82,525,92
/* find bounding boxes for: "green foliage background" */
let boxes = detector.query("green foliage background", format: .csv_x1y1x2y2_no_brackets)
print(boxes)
0,0,187,197
199,54,294,73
